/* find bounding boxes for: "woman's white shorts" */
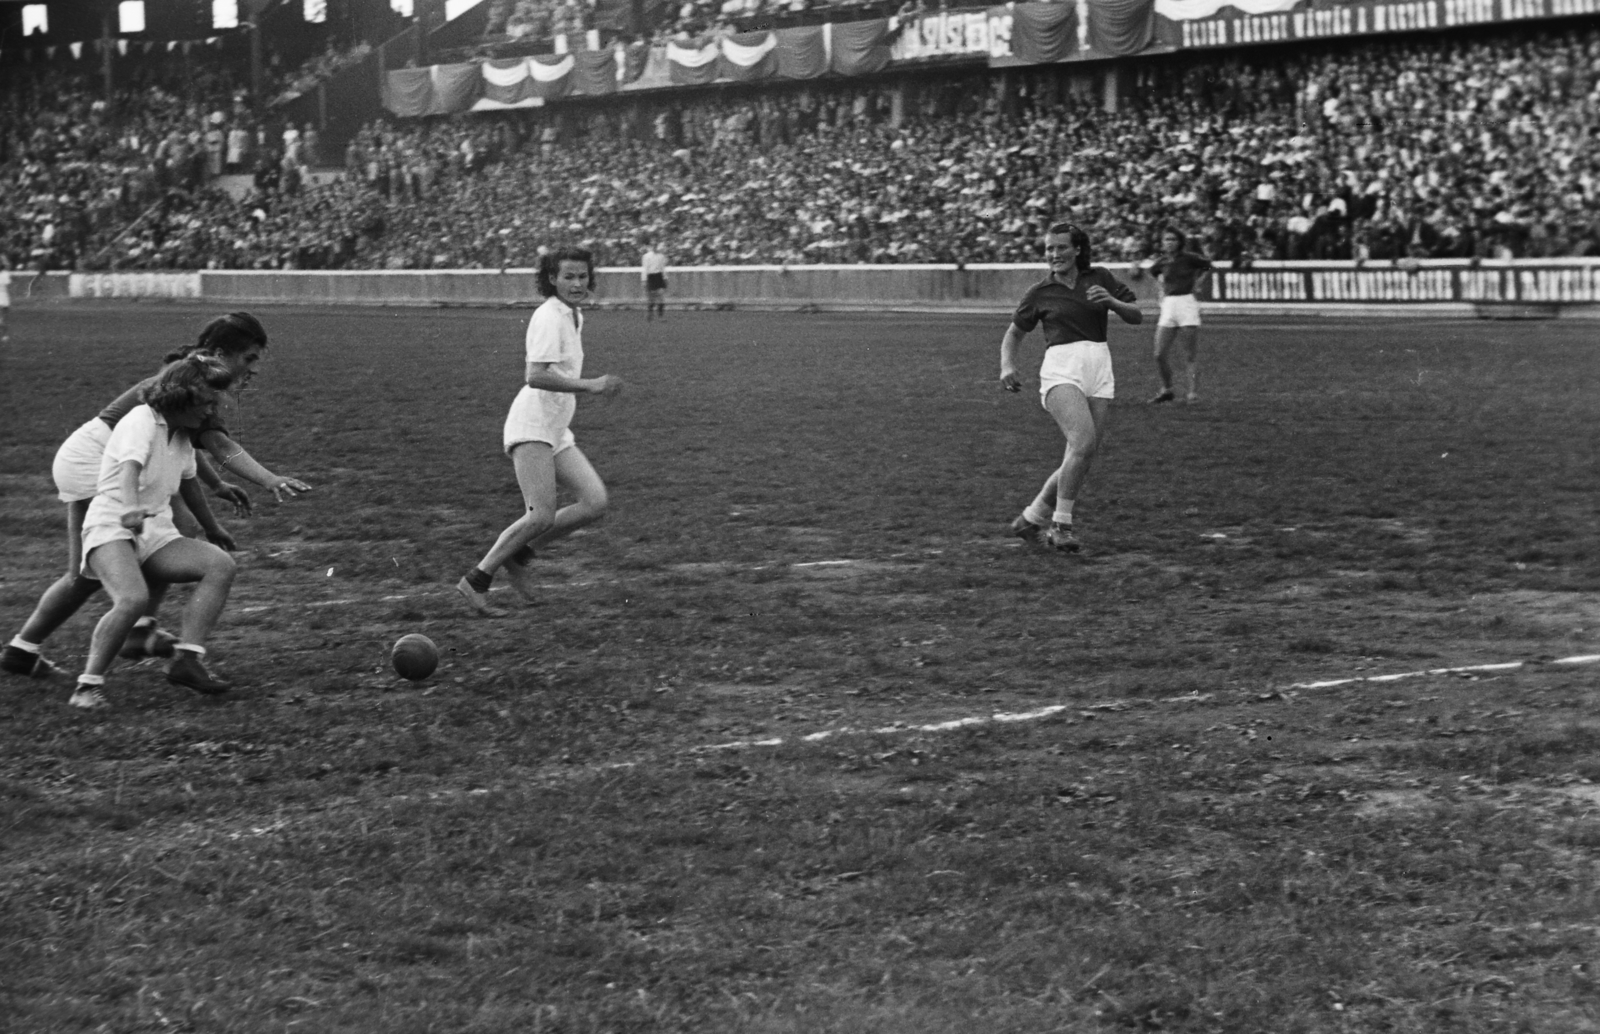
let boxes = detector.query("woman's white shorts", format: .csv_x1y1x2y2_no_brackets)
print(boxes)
1039,341,1115,405
503,394,576,457
53,418,112,503
1158,293,1202,328
81,511,184,577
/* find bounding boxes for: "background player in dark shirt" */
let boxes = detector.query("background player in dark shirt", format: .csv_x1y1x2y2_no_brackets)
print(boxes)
1148,229,1213,403
1000,222,1143,553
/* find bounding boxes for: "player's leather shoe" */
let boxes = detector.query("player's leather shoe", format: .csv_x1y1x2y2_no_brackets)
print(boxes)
166,653,232,696
68,685,110,710
2,645,60,679
1149,389,1175,404
456,577,506,617
1045,522,1081,553
119,625,179,659
1010,514,1044,543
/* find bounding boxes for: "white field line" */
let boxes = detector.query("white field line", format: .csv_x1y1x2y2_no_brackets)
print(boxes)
237,597,363,614
690,654,1600,754
222,557,1600,755
193,652,1600,829
1289,654,1600,690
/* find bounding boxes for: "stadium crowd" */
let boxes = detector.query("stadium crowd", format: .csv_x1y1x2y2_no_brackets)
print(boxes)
481,0,897,49
4,24,1600,272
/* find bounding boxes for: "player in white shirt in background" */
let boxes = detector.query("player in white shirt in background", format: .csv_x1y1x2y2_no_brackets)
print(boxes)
641,241,668,321
1,264,11,344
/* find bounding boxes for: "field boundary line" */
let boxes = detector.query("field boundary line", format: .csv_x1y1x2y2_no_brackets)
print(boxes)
1290,654,1600,690
691,653,1600,755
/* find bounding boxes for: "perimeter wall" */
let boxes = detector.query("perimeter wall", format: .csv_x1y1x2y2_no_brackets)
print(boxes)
9,260,1600,317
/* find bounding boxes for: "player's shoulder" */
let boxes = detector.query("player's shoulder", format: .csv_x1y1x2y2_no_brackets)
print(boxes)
117,402,161,433
1085,265,1124,282
1018,276,1056,300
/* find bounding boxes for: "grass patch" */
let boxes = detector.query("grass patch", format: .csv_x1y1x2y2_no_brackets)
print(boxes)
1,307,1597,1031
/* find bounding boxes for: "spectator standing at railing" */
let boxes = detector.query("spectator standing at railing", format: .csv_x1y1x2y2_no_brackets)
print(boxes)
226,121,250,174
302,123,321,169
0,260,11,345
203,117,226,179
641,238,668,320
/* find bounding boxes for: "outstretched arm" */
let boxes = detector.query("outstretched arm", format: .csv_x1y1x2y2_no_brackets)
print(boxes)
198,430,312,503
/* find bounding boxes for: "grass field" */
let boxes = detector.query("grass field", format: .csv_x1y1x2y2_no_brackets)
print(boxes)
2,303,1598,1033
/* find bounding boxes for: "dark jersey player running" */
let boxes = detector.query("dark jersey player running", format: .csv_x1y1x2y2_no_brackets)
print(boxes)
999,221,1143,553
1147,229,1213,403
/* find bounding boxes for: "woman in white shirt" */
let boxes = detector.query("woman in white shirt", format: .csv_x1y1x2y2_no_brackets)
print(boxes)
457,248,624,616
71,358,243,709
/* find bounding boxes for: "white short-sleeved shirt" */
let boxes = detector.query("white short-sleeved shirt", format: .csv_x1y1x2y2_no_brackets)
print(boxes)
506,295,584,441
641,250,668,279
84,405,196,529
0,271,10,307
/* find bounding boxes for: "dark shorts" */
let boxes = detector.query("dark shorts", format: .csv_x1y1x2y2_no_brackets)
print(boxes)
646,273,667,292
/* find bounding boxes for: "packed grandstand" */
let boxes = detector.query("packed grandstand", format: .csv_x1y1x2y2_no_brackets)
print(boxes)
2,0,1598,274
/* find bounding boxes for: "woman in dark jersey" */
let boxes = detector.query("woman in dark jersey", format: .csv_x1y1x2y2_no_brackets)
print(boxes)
2,313,310,681
1147,229,1213,403
999,222,1143,553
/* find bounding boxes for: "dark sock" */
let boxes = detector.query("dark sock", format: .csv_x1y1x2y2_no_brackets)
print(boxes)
465,567,494,593
510,544,535,566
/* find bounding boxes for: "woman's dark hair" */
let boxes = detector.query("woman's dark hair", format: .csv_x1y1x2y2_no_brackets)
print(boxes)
537,247,596,298
1163,228,1188,250
142,356,235,418
166,311,268,363
1047,221,1092,271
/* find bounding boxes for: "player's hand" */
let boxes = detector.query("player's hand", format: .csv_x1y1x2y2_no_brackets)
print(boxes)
266,476,312,502
214,481,253,517
590,374,624,398
120,509,148,533
999,368,1023,393
206,526,238,552
1085,285,1114,306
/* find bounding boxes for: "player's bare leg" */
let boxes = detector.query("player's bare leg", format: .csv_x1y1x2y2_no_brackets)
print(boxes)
142,538,237,694
459,443,556,614
5,501,94,679
1150,325,1177,403
525,446,608,552
1038,386,1110,552
1175,326,1200,402
143,540,235,653
492,444,608,606
73,542,150,706
460,443,609,612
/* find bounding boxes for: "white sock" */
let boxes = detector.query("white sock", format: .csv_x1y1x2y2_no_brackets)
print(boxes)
1052,501,1075,526
175,644,206,658
8,636,41,653
1022,503,1051,526
77,673,106,687
131,617,155,630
